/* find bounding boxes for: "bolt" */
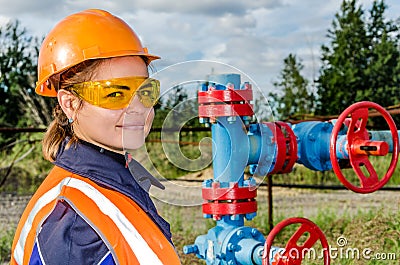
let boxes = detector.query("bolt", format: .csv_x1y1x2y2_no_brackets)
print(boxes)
236,230,244,238
242,81,251,90
199,117,210,124
322,122,331,131
226,83,235,90
202,179,213,188
251,228,259,237
227,260,235,265
249,164,257,175
308,134,316,142
183,245,198,255
248,124,258,134
213,214,221,221
227,243,236,251
227,116,237,123
230,214,240,221
242,116,252,125
245,212,257,221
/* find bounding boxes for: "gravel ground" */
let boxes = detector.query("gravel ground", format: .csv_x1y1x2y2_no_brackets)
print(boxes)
2,180,399,265
3,182,399,231
150,179,400,217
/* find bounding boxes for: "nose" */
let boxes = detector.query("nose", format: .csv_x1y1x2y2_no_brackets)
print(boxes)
125,95,148,114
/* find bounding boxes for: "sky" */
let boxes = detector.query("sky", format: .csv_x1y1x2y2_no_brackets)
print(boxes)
0,0,400,95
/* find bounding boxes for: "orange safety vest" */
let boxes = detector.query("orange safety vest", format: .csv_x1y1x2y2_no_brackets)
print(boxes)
11,166,181,265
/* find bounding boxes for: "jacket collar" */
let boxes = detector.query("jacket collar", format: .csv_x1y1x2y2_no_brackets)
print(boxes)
53,139,172,241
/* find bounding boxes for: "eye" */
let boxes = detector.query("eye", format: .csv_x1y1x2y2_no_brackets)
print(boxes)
138,89,153,98
107,91,124,98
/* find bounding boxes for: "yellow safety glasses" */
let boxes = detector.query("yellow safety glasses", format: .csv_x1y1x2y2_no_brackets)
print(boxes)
68,76,160,110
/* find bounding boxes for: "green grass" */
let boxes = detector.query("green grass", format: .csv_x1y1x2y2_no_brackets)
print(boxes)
0,228,13,263
0,131,399,264
162,205,399,265
0,132,52,194
1,194,398,264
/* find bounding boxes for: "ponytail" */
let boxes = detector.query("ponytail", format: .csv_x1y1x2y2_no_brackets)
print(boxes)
42,103,79,162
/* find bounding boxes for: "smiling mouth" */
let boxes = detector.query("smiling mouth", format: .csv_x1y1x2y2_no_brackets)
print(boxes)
117,124,145,130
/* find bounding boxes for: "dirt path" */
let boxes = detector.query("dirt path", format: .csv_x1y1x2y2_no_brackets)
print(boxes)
150,178,400,218
2,183,398,265
2,182,399,232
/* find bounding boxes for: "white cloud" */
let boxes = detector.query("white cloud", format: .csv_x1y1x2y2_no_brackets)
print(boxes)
118,0,283,16
0,0,399,93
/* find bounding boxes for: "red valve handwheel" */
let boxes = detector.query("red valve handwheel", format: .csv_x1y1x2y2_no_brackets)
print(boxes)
262,217,330,265
330,101,399,193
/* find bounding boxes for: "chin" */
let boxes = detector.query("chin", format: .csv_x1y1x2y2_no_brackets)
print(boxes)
122,131,146,151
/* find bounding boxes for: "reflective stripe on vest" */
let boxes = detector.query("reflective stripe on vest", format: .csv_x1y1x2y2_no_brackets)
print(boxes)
11,166,180,265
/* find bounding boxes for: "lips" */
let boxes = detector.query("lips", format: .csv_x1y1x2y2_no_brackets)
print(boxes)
117,123,145,130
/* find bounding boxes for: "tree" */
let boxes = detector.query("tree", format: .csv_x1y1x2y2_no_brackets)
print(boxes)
316,0,400,119
153,84,201,129
316,0,369,115
360,0,400,108
0,20,53,145
269,54,314,120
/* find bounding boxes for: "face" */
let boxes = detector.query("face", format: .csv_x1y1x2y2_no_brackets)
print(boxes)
68,56,155,153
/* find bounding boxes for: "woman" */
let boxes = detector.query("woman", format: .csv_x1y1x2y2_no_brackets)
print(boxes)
11,9,180,265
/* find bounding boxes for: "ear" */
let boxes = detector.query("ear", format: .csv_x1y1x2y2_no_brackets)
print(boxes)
57,89,79,120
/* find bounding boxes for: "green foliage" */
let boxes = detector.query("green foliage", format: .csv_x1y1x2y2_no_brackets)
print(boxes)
317,0,369,115
270,54,315,120
145,130,212,180
316,0,400,119
270,0,400,123
0,20,54,146
0,132,52,194
153,84,201,129
0,227,13,263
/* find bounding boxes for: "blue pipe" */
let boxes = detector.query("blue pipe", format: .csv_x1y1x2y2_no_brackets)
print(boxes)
292,121,332,171
185,74,281,265
369,130,400,153
293,122,399,170
211,116,249,185
185,73,399,264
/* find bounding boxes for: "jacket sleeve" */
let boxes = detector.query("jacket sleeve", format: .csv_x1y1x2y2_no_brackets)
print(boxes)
30,200,115,265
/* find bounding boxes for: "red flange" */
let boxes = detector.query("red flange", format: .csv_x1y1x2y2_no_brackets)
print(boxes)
202,200,257,218
263,217,330,265
198,103,254,118
330,101,399,193
198,85,254,118
202,182,257,200
274,122,298,174
198,88,253,104
264,122,298,174
202,182,257,219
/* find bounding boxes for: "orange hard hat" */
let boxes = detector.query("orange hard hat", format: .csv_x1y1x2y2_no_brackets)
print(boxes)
36,9,160,97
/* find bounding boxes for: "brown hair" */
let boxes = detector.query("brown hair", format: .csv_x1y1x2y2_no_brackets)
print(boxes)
42,56,152,162
42,59,105,161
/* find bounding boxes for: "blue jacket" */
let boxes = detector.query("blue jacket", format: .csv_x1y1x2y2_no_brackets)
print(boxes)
29,140,172,265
